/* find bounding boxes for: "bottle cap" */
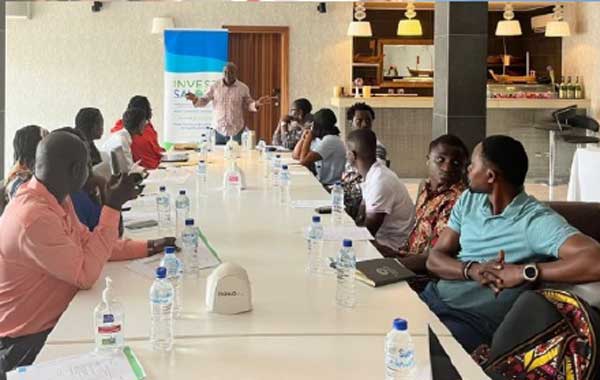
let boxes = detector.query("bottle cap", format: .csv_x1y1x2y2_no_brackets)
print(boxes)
393,318,408,331
185,218,194,226
159,186,166,191
282,164,288,170
335,181,341,186
156,267,167,279
276,154,281,158
312,215,321,223
199,160,205,164
165,246,176,254
179,190,186,195
342,239,352,248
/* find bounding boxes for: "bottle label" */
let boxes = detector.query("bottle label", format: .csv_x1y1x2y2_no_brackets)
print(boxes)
228,175,240,184
385,347,415,370
98,324,122,334
103,314,114,323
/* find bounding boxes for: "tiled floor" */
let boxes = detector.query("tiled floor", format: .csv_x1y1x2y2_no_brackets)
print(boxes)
401,179,568,203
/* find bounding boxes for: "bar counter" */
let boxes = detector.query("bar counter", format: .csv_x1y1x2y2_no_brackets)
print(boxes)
331,96,591,179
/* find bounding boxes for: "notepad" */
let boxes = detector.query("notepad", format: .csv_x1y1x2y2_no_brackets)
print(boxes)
8,346,145,380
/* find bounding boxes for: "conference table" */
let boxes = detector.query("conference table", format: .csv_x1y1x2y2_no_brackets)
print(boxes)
36,149,489,379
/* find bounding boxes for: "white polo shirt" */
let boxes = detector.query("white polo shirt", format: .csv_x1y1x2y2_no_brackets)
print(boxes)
360,161,415,250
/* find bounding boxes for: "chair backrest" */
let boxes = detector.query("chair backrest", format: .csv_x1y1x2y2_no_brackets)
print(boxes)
93,151,112,181
552,105,578,132
109,146,129,175
568,114,600,132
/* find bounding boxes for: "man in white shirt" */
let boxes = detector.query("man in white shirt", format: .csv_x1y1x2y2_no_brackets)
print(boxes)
102,108,146,172
347,128,415,251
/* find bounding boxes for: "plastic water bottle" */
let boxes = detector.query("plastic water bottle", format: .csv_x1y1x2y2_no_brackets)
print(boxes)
156,186,171,231
385,318,416,380
223,160,242,194
306,216,324,274
196,160,207,183
331,181,345,225
208,128,216,151
271,154,282,187
279,164,291,205
198,134,208,162
150,267,174,351
160,246,183,318
93,277,124,353
241,129,249,151
336,239,356,308
264,147,276,178
175,190,190,239
182,218,199,275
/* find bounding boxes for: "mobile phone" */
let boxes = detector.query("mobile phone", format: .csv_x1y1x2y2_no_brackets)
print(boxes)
125,220,158,230
315,206,332,214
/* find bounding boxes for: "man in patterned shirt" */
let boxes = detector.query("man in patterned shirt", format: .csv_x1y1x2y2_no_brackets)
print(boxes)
341,102,387,219
377,135,469,278
272,98,313,150
185,62,273,144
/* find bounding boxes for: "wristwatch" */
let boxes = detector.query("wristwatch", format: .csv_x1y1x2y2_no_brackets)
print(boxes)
522,263,539,282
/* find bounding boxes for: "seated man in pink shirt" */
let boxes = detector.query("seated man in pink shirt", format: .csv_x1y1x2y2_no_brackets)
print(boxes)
0,131,174,374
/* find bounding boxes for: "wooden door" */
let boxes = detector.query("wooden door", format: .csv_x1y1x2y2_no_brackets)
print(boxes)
225,26,289,144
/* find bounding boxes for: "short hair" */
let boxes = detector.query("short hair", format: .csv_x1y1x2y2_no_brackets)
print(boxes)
312,108,340,139
53,126,86,141
292,98,312,115
346,102,375,121
127,96,152,120
429,134,469,160
13,125,45,170
75,107,103,141
122,108,147,135
347,128,377,159
481,135,528,188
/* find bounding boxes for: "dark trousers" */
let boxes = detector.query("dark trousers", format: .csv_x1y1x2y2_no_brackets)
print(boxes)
420,284,497,353
215,129,243,145
0,329,51,378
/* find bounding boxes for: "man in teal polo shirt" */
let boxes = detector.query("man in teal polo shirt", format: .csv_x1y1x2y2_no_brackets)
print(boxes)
421,135,600,352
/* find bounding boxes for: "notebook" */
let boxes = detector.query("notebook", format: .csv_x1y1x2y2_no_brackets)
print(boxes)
355,258,415,287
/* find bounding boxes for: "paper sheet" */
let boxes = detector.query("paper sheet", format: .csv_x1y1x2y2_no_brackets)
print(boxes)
321,226,374,241
125,230,221,279
8,347,145,380
291,200,331,208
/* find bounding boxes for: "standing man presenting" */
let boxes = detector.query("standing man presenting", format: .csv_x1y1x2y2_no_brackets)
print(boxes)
185,62,272,144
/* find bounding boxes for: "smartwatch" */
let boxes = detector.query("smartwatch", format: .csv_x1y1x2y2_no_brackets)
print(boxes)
522,263,539,282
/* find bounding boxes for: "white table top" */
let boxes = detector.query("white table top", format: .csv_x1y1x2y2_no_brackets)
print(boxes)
38,335,489,380
46,151,449,344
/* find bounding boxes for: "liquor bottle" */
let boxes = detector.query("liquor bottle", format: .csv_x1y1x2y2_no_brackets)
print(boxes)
574,76,583,99
558,76,566,99
566,76,575,99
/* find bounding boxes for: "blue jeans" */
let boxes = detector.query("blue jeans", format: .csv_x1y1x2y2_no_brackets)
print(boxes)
420,283,497,353
215,129,243,145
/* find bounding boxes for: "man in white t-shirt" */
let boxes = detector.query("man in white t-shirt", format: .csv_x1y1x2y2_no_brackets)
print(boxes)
347,128,415,251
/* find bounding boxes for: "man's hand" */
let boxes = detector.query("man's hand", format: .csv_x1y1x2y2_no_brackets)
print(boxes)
256,95,274,106
281,115,295,125
148,237,177,256
104,174,143,211
185,92,198,103
477,250,526,295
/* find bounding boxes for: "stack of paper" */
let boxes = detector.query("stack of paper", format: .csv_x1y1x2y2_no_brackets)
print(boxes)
8,347,145,380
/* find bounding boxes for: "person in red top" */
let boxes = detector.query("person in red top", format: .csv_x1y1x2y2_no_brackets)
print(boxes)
111,96,164,169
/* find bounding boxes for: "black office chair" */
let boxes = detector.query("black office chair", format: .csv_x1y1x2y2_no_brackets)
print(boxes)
552,106,600,145
536,105,599,188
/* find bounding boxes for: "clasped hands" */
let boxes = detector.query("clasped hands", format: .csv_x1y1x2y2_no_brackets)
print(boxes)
468,251,526,296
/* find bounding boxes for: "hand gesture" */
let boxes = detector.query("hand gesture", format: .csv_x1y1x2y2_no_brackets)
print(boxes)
256,95,274,106
148,237,177,256
104,173,143,210
185,92,198,103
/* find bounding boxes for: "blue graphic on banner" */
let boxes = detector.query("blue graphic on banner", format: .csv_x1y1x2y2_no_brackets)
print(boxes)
164,29,228,143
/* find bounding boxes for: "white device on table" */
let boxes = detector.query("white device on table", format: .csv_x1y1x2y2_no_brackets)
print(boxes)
206,262,252,314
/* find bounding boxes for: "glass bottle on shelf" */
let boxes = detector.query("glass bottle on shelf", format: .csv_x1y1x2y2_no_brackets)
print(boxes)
574,76,583,99
566,76,575,99
558,76,566,99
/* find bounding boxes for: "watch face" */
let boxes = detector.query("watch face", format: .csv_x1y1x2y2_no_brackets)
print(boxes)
525,265,537,280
